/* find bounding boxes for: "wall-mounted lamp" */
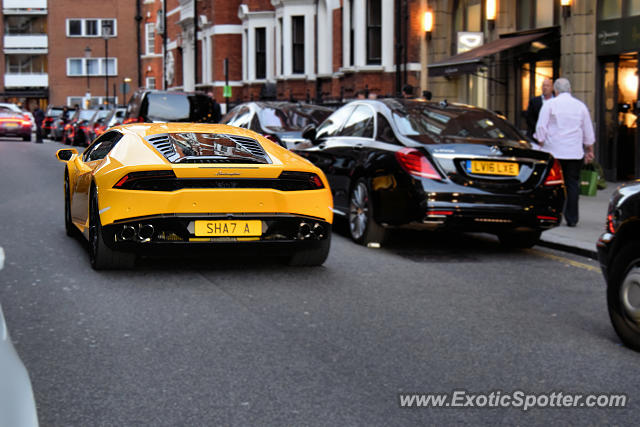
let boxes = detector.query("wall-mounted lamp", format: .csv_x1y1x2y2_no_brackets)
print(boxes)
486,0,497,30
424,10,434,41
561,0,571,18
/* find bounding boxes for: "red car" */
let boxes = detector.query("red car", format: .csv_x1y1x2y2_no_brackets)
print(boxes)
0,106,31,141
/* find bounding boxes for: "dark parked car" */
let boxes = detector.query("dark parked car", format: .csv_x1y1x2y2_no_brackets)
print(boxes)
83,108,113,143
294,99,566,247
124,89,218,124
597,181,640,351
42,106,64,138
221,102,333,149
63,109,97,146
0,106,31,141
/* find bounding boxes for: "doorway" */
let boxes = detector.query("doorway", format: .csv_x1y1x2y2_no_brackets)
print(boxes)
600,53,638,181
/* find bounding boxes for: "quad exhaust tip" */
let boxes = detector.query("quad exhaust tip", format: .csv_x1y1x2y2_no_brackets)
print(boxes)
298,222,325,240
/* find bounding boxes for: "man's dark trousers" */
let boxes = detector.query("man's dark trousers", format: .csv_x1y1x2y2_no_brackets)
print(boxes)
559,159,582,226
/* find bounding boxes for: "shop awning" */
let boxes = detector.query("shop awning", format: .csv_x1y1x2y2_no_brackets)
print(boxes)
428,31,551,77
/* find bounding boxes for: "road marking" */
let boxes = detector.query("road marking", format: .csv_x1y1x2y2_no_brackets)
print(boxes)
527,249,600,272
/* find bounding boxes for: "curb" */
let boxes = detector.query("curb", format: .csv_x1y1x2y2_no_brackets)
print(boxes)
537,239,598,260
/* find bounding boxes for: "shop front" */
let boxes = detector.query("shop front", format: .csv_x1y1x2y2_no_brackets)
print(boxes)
597,16,640,181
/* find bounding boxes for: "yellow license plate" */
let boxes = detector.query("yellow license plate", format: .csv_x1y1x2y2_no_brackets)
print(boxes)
467,160,519,176
3,123,18,128
194,220,262,237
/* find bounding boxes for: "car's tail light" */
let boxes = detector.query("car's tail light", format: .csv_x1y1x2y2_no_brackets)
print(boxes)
21,120,31,127
278,171,325,190
123,116,144,124
94,124,106,135
395,148,442,180
544,159,564,186
114,170,177,190
607,213,616,234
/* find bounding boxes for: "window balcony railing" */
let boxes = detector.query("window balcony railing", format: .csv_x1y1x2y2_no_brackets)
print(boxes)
4,73,48,88
2,0,47,10
3,34,47,49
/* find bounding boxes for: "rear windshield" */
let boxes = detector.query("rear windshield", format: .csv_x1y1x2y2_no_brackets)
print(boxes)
79,110,96,120
393,105,523,141
259,106,332,132
47,108,63,117
145,93,215,122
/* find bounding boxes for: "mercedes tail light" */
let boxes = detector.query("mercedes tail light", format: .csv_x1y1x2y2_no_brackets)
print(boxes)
544,159,564,186
395,148,442,180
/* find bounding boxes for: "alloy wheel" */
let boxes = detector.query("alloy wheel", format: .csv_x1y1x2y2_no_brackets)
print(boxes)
349,182,369,241
621,266,640,324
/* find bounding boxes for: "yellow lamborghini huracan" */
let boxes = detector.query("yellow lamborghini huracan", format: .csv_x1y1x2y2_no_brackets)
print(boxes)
55,123,333,269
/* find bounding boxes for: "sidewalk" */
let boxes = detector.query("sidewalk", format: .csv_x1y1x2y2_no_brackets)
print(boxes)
538,181,631,258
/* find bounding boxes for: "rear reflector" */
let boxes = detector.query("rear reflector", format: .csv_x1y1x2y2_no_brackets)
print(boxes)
537,215,559,221
544,159,564,186
395,148,442,180
426,210,453,216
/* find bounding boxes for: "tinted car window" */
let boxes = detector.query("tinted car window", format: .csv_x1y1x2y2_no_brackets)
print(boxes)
339,105,374,138
84,131,123,162
258,106,332,132
376,113,397,144
393,105,523,141
315,105,356,139
231,107,252,128
144,93,215,122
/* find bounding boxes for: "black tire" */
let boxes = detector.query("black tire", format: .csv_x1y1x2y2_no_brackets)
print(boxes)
89,189,136,270
607,242,640,351
23,133,31,142
64,172,75,237
348,178,387,246
498,229,541,249
288,236,331,266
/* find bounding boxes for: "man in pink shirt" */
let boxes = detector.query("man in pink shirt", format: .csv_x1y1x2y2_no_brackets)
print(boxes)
535,77,595,227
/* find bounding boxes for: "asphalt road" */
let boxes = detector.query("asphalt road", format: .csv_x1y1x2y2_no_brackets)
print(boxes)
0,138,636,426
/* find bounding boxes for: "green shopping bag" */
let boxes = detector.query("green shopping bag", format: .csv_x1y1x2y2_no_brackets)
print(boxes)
580,168,598,196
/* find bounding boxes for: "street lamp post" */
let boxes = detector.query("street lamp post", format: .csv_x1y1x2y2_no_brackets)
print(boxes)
102,23,112,106
84,46,92,108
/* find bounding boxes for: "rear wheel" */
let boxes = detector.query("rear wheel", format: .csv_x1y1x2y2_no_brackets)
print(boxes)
348,178,386,246
607,242,640,351
64,172,74,237
22,133,31,142
288,236,331,266
89,189,135,270
498,229,541,249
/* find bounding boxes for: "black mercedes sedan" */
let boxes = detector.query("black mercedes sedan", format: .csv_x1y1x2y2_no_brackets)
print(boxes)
295,98,565,248
221,101,334,149
597,181,640,351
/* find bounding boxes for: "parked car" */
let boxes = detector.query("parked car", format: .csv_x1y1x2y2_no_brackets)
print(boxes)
124,89,218,124
597,181,640,351
43,106,65,138
63,108,97,146
221,102,334,149
83,108,113,143
0,248,39,427
295,98,566,247
0,106,32,141
55,123,333,269
104,106,127,129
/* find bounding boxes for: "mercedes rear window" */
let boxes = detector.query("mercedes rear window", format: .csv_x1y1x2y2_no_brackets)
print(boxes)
393,106,523,141
259,106,332,132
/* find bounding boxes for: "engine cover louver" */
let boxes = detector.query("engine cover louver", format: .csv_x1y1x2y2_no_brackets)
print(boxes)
146,132,271,164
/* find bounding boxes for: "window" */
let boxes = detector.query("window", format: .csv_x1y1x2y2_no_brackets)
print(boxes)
279,18,283,75
146,77,156,89
518,0,557,30
599,0,640,18
339,105,374,138
84,131,123,162
145,23,155,54
292,16,305,74
85,20,98,36
367,0,382,65
6,55,47,74
231,107,252,128
376,114,397,143
454,0,482,33
316,105,356,139
101,20,115,37
255,27,266,80
67,18,117,37
68,59,83,76
67,58,117,76
68,19,82,36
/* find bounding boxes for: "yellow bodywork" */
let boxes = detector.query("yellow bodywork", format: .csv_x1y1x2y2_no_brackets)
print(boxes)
57,123,333,235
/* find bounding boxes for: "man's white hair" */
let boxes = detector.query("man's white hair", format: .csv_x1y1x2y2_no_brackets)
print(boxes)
554,78,571,94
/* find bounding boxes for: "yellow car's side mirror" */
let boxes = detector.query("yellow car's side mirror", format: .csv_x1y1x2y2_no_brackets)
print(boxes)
56,148,78,162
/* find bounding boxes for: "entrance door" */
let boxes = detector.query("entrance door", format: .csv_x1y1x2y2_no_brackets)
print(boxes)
600,54,638,181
